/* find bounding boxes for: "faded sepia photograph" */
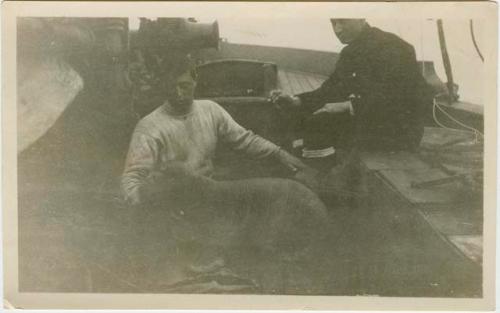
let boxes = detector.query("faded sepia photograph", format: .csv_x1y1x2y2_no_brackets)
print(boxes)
3,1,497,310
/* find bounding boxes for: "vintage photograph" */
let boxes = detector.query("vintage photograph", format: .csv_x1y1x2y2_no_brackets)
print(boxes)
3,1,497,310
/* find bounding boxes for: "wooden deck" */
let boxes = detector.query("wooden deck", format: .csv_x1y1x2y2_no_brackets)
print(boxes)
360,127,483,267
277,69,327,95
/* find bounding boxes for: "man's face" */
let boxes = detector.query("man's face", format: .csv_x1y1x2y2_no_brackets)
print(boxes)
331,19,366,44
165,70,196,109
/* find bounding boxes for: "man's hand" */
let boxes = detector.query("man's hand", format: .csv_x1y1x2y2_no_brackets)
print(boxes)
275,148,320,192
313,100,352,115
270,90,301,111
276,148,308,173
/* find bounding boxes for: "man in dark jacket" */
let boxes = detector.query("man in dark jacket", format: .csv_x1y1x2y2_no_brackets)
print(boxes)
273,19,429,152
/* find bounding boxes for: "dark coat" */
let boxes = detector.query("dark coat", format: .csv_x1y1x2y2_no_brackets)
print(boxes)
297,25,430,151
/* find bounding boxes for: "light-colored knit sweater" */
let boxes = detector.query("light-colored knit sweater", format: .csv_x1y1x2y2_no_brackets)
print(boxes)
121,99,280,205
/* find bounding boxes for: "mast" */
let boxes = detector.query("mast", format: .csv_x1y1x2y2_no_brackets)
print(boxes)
436,19,458,104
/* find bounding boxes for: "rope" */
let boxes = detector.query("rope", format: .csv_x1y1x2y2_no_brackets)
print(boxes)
469,20,484,62
432,96,483,143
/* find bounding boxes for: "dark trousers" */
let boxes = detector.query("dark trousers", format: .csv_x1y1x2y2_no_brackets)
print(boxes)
298,111,418,152
298,112,354,151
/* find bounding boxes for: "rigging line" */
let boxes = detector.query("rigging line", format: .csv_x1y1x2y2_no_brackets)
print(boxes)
435,101,483,137
432,100,478,143
432,97,483,143
469,20,484,62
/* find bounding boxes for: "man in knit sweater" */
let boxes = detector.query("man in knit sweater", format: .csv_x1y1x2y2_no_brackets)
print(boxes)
121,57,309,206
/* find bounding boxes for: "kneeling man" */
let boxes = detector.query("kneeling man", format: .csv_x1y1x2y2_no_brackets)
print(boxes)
122,56,308,206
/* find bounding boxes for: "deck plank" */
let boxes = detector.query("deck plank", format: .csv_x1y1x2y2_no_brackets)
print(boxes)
378,168,467,204
420,208,483,236
277,69,327,95
448,235,483,264
360,151,430,171
277,70,293,95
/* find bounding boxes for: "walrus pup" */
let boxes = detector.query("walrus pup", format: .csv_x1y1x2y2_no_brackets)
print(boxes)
143,163,329,258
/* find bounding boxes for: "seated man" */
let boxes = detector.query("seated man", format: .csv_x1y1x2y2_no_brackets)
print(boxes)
271,19,432,200
121,56,308,206
272,19,430,153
